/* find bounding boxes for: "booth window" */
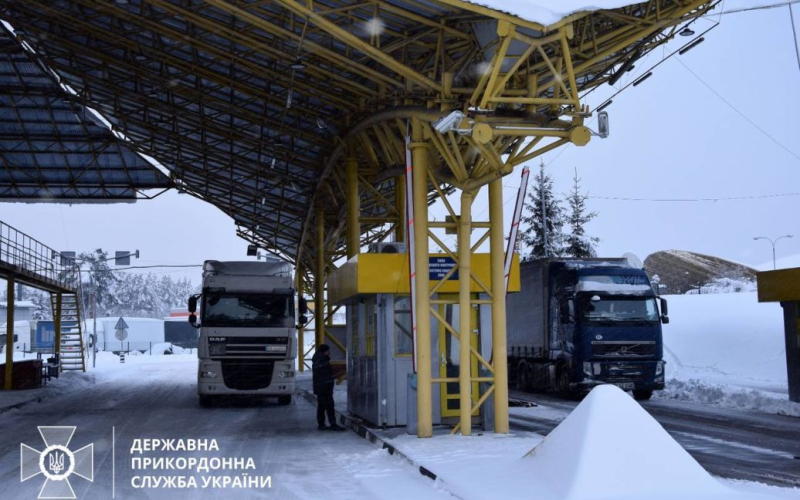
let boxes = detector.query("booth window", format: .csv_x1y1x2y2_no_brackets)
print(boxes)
394,296,413,356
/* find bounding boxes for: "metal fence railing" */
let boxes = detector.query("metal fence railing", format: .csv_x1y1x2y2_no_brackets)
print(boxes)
0,220,79,291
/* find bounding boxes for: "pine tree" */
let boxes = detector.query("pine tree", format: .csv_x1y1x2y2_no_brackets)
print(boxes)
79,249,119,316
563,168,599,258
520,161,564,259
30,290,53,321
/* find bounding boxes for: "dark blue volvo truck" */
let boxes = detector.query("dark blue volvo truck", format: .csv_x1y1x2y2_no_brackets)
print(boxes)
507,258,669,400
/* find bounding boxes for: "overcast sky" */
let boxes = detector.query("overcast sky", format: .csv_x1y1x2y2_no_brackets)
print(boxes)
1,1,798,285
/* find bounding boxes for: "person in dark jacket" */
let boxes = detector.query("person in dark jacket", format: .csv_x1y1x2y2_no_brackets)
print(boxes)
312,344,345,431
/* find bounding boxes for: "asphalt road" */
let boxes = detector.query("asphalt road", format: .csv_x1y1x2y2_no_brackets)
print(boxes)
0,358,449,500
508,390,800,488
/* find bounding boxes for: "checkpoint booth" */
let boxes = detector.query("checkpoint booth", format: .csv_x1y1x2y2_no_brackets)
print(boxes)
328,252,519,430
757,268,800,403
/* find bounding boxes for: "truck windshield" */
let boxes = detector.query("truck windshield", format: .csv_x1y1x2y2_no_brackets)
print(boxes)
579,296,659,322
203,294,292,327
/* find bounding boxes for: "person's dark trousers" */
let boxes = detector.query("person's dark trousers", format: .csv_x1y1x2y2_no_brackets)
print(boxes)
316,391,335,427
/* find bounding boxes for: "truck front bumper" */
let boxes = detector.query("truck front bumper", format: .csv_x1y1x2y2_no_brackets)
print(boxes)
576,360,665,392
198,359,295,396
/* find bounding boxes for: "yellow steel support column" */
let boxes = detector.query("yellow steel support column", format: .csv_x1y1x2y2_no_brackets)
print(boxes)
346,156,360,259
395,176,405,243
315,208,325,348
489,179,509,433
410,116,433,438
4,277,14,390
458,191,473,435
297,266,305,372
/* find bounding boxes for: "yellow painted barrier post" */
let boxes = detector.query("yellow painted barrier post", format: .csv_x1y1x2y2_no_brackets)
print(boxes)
458,190,473,435
315,207,325,348
410,116,433,438
4,277,14,390
489,179,509,433
346,156,360,259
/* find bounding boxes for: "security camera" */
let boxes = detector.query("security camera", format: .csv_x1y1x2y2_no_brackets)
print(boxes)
432,111,465,134
597,111,610,139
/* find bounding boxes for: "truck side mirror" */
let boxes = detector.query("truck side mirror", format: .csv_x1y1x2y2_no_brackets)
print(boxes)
188,314,198,327
297,315,309,328
299,297,308,315
660,298,669,324
188,295,198,313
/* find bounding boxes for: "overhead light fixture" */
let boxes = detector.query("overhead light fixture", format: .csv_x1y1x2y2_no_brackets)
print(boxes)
596,100,612,112
316,117,327,130
608,50,640,86
679,37,705,55
632,72,653,87
290,58,306,70
247,244,258,256
679,27,695,37
115,0,130,4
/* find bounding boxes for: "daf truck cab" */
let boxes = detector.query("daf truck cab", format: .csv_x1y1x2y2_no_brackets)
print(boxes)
189,260,307,407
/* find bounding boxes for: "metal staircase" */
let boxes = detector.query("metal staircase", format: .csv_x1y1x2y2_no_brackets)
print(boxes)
51,290,86,372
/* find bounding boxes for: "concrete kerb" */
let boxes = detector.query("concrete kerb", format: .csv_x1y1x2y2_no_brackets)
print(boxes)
298,389,444,485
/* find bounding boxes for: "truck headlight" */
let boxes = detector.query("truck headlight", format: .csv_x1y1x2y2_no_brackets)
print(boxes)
201,371,218,379
655,361,664,376
278,371,295,379
593,362,602,375
583,362,592,377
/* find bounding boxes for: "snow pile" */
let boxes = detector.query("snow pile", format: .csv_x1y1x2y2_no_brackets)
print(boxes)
150,342,187,355
460,1,637,26
659,292,797,415
385,385,791,500
686,277,757,294
657,378,800,418
662,293,786,384
521,385,729,500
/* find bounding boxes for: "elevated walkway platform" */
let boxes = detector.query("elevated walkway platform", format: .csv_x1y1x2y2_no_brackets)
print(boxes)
0,220,79,293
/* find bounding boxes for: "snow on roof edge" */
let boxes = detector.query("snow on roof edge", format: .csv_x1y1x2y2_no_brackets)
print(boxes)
457,0,641,28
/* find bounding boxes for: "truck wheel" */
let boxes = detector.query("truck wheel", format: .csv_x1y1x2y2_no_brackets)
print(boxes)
199,395,215,408
555,366,571,394
516,362,530,392
278,395,292,405
633,389,653,401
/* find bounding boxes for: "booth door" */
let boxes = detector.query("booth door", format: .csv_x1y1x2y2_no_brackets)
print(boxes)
437,294,480,418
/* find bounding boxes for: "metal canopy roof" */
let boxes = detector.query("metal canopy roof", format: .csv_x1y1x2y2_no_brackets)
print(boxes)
0,28,172,202
0,0,715,268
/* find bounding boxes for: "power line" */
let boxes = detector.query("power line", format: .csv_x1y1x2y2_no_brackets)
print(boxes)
588,192,800,202
704,0,800,16
675,58,800,162
790,3,800,73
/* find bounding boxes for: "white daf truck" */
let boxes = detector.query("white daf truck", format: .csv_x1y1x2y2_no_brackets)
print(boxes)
189,260,307,407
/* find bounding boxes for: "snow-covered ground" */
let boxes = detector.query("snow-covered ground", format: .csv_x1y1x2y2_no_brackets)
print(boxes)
380,386,800,500
659,292,800,417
